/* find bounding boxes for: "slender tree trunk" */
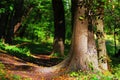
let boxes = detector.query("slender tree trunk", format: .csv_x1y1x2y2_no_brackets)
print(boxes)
96,17,108,70
14,22,22,34
16,6,33,37
88,15,99,71
5,11,15,44
96,1,108,70
52,0,66,56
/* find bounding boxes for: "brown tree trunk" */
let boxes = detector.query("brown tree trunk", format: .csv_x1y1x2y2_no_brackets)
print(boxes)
30,0,101,79
15,6,33,37
14,22,22,34
66,0,99,71
52,0,66,56
88,15,99,71
96,1,108,70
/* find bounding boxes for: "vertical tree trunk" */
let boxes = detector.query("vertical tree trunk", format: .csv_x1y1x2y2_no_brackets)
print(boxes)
66,0,99,71
0,13,8,40
52,0,66,56
96,1,108,70
34,0,100,78
88,14,99,71
5,0,24,44
0,2,9,40
16,7,33,38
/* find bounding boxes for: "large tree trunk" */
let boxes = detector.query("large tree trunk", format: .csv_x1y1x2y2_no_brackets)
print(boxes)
96,1,108,70
52,0,66,56
66,0,99,71
31,0,100,79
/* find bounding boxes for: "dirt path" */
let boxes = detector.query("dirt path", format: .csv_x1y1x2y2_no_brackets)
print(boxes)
0,53,43,79
0,53,75,80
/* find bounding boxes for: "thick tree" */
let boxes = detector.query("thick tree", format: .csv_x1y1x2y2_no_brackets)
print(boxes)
37,1,100,78
65,0,99,71
52,0,66,56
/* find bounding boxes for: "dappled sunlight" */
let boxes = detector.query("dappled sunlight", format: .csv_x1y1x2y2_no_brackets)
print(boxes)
0,0,120,79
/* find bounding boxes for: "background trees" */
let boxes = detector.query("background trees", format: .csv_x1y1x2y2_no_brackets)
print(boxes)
52,0,65,56
0,0,120,79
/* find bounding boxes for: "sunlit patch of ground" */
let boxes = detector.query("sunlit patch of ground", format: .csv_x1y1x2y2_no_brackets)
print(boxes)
0,53,75,80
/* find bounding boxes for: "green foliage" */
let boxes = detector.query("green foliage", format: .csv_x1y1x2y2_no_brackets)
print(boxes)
70,72,79,77
9,4,14,11
0,62,6,79
0,40,31,58
0,8,5,13
0,0,14,14
69,70,119,80
106,35,120,55
22,0,54,42
5,46,31,57
79,16,84,20
112,62,120,79
104,0,120,41
0,40,5,50
12,75,22,80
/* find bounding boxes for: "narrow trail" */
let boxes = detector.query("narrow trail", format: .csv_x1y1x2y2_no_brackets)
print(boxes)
0,53,59,80
0,53,75,80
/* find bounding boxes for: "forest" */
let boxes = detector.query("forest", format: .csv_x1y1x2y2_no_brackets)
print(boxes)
0,0,120,80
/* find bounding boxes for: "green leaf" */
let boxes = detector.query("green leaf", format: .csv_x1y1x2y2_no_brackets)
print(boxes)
0,8,5,13
9,6,13,11
79,16,84,20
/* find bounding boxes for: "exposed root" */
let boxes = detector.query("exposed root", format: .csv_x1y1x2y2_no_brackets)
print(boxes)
34,57,70,79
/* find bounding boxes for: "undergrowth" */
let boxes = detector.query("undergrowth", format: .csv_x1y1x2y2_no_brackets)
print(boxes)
69,70,120,80
0,40,31,58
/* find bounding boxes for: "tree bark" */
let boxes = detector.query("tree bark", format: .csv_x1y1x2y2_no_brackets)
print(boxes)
66,0,99,71
30,0,101,79
96,1,108,70
52,0,66,56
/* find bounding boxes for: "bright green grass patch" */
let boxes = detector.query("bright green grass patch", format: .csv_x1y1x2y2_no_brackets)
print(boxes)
70,70,119,80
0,40,32,57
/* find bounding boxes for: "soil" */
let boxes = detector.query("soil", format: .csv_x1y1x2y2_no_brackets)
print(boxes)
0,52,75,80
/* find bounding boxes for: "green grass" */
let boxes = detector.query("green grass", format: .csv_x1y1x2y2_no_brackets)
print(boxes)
69,70,120,80
0,42,31,58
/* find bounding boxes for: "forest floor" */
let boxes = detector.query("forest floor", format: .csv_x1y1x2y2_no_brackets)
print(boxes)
0,52,75,80
0,40,120,80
